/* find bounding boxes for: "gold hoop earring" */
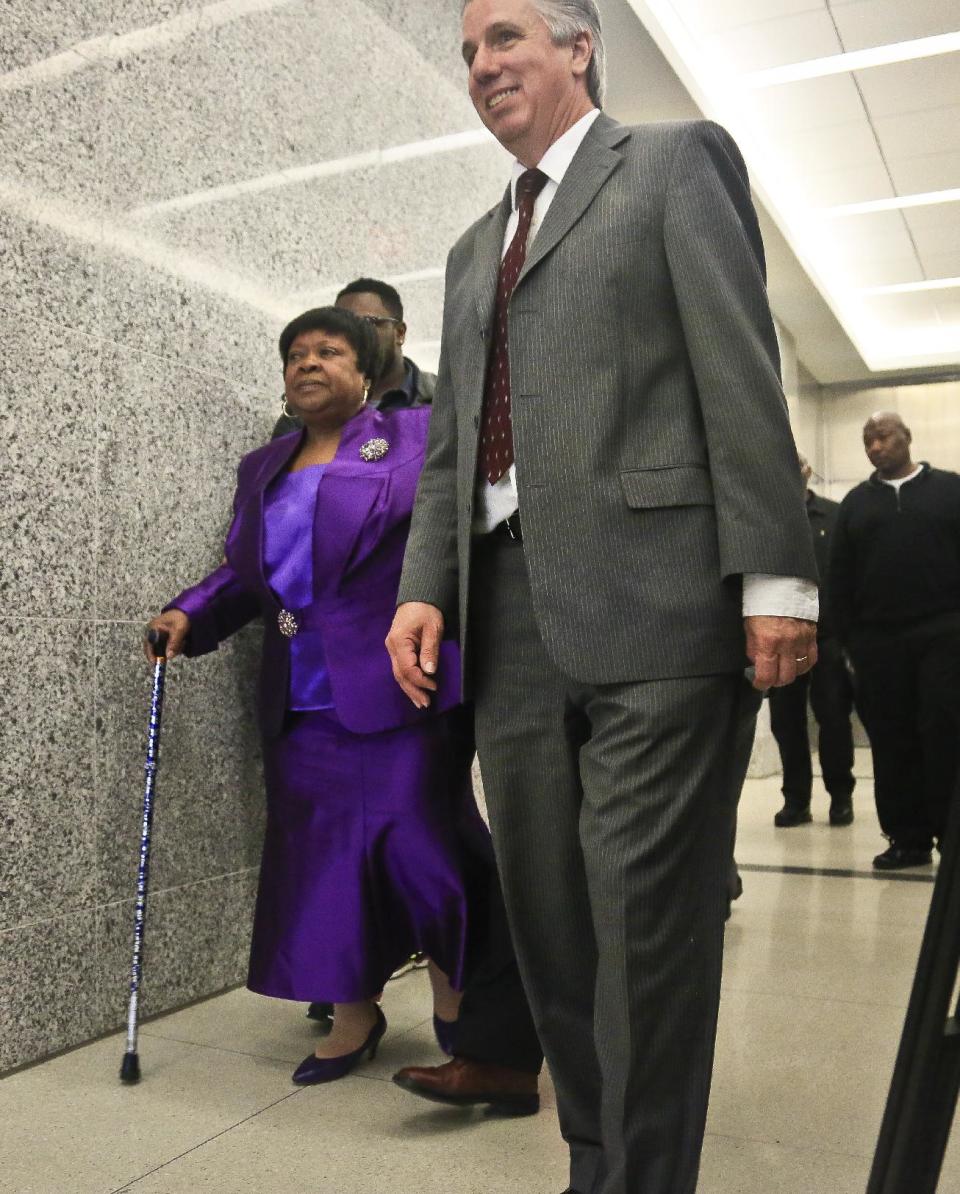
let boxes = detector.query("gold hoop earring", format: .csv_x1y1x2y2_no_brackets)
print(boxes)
282,397,295,419
361,384,370,407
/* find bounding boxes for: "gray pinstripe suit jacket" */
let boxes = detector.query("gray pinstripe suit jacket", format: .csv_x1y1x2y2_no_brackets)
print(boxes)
397,114,817,687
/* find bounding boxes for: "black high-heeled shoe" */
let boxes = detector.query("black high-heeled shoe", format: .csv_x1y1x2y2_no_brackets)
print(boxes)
292,1007,387,1085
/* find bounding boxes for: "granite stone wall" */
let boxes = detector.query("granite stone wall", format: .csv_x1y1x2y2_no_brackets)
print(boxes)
0,0,509,1073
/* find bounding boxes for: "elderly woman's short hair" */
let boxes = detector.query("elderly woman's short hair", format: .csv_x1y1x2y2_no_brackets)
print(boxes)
461,0,605,107
278,306,379,378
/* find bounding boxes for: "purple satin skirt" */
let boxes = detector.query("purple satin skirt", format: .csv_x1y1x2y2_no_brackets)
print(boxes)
247,708,487,1003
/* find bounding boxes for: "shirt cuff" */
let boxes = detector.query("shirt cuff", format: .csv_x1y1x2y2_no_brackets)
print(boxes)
742,574,819,622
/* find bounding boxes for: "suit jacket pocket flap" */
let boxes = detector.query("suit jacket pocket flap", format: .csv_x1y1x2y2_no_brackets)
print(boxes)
620,466,715,509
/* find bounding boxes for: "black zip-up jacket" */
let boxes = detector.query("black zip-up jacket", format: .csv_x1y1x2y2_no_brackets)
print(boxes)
806,491,840,639
829,463,960,641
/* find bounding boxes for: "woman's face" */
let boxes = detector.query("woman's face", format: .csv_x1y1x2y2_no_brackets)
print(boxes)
283,329,368,424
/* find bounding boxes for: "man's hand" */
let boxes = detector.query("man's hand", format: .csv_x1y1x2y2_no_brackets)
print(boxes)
744,615,818,690
386,602,445,709
144,609,191,662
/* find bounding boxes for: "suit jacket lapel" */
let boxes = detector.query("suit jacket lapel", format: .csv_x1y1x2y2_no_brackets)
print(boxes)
474,186,511,325
310,472,383,592
311,408,386,591
516,115,629,291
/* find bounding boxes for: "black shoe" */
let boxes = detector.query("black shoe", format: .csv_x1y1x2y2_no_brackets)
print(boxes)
873,844,933,870
725,871,744,921
774,804,812,827
829,801,854,826
306,1001,334,1029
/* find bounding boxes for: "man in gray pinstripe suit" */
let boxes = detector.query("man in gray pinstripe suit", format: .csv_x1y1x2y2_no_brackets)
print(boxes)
386,2,818,1191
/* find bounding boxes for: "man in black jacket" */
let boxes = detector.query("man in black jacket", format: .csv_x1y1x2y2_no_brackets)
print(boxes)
272,277,435,438
770,456,856,828
831,412,960,869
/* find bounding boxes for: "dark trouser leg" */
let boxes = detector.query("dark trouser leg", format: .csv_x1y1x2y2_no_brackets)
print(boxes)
471,539,603,1194
470,537,761,1194
849,629,932,849
911,614,960,844
443,704,544,1074
579,673,761,1194
808,637,856,802
768,672,813,806
452,863,544,1074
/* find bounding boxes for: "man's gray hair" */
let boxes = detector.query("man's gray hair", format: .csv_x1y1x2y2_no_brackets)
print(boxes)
461,0,606,107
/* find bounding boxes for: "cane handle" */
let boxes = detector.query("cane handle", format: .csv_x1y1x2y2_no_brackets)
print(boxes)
147,628,169,658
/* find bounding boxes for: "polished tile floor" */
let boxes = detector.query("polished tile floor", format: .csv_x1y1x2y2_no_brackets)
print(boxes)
3,750,956,1193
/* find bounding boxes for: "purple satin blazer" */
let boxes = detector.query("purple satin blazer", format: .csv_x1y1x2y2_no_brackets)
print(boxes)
168,406,461,738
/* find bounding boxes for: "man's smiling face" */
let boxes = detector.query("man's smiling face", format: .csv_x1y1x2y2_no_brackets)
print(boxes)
461,0,591,163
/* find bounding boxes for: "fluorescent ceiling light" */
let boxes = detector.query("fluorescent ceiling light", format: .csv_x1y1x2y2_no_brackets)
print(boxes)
860,277,960,296
824,188,960,217
744,30,960,89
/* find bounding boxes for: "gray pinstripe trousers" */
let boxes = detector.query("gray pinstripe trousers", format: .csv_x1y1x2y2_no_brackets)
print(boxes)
470,535,760,1194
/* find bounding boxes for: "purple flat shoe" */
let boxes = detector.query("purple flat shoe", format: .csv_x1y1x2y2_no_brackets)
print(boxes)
292,1007,386,1085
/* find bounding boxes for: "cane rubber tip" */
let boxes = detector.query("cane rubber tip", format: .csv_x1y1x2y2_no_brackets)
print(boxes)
120,1052,141,1084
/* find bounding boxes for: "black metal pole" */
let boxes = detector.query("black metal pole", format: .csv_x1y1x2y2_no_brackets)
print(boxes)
867,781,960,1193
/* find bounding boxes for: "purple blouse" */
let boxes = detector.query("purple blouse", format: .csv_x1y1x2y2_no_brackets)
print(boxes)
263,465,334,711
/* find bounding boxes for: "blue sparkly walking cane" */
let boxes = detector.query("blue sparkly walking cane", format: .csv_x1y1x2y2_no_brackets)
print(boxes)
120,628,169,1084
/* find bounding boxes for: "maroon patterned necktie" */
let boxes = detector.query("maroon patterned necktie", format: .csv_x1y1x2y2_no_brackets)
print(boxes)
478,167,549,486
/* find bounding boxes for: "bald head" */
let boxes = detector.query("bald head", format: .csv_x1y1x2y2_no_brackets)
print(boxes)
863,411,914,480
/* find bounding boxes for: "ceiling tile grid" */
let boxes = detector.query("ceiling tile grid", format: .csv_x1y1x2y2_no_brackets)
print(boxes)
628,0,960,370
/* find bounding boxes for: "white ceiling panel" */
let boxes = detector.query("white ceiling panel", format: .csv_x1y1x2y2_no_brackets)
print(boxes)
855,56,960,119
936,295,960,321
923,249,960,278
829,0,960,53
787,118,886,175
887,149,960,196
826,210,918,265
668,0,825,38
803,161,895,207
702,9,841,74
873,104,960,161
745,73,864,132
905,206,960,258
625,0,960,370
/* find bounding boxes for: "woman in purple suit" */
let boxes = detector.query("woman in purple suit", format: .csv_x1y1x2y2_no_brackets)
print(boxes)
146,307,485,1085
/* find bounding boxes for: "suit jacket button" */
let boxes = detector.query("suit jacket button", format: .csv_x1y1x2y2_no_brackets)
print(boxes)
473,415,480,429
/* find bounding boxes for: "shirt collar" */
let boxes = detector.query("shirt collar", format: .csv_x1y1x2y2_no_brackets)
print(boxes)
373,358,418,411
509,108,601,209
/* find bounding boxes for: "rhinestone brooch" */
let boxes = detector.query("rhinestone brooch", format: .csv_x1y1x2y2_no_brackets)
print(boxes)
278,609,299,638
359,438,390,462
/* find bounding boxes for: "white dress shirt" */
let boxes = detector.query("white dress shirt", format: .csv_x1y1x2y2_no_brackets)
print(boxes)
472,108,818,624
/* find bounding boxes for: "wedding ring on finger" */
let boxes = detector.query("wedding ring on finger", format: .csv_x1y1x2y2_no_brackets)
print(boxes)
795,655,809,663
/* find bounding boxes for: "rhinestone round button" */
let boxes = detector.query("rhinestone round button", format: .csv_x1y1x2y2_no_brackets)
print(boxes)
278,610,299,638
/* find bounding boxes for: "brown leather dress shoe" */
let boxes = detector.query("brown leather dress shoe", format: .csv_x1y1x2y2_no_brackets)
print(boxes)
392,1056,540,1116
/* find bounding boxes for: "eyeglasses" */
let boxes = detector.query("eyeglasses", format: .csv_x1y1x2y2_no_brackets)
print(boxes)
358,315,401,328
